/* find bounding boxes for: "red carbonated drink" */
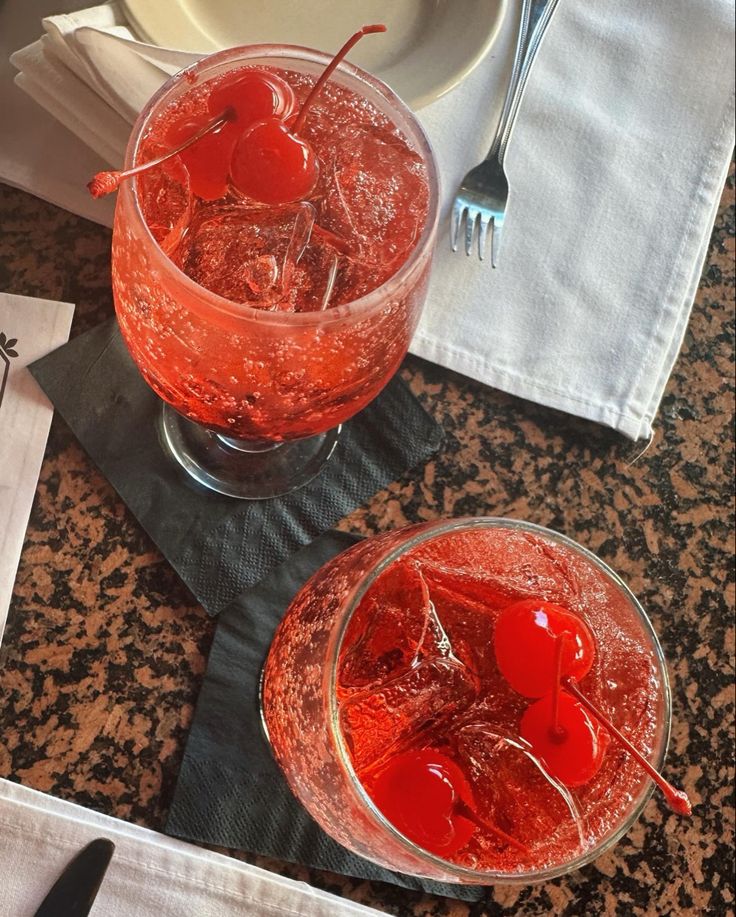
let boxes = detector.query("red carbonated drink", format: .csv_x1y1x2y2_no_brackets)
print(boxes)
263,519,682,882
111,41,436,442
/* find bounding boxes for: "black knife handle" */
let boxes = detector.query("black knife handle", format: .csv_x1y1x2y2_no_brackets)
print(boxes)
34,838,115,917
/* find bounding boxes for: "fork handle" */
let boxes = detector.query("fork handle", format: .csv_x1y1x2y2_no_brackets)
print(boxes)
487,0,561,165
487,0,533,160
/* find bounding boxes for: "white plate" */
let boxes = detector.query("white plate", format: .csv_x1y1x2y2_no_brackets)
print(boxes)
121,0,507,110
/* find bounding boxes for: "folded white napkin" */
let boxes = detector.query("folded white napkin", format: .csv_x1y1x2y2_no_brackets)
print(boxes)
0,293,74,644
0,778,381,916
417,0,735,440
7,1,735,439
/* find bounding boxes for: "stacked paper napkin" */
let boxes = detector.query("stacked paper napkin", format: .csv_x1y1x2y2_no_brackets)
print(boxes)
0,778,381,916
0,293,74,643
7,0,735,439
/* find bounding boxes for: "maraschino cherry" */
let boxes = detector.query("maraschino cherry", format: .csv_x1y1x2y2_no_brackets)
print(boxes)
370,748,528,857
494,599,596,697
520,689,609,787
87,25,385,203
87,108,236,198
229,24,386,204
166,71,296,200
494,600,692,814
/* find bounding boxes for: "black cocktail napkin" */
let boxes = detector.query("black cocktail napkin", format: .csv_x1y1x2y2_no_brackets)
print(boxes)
29,318,443,616
165,531,486,903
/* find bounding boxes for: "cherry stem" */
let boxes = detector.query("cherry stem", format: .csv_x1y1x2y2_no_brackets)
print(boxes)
87,108,235,198
454,798,530,855
291,24,387,135
561,677,692,815
549,634,566,742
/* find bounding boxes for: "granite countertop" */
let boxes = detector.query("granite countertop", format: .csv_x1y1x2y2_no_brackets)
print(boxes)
0,173,733,916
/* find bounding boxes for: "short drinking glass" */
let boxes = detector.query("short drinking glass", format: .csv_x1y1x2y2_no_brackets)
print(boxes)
261,517,672,883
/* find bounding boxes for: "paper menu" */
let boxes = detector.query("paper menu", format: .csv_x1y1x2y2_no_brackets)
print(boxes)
0,292,74,644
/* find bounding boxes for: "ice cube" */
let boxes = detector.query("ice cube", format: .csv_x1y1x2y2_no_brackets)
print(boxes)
339,657,479,773
287,238,341,312
137,156,192,255
574,641,659,817
412,529,583,610
419,573,498,679
452,723,587,857
320,127,429,276
600,645,659,730
171,201,317,308
338,563,480,772
339,561,428,690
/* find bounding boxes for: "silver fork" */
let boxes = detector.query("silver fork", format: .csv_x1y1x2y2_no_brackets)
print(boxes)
451,0,561,266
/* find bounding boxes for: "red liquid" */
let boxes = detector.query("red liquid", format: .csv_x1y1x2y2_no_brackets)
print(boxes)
112,54,434,441
136,69,429,311
336,527,664,873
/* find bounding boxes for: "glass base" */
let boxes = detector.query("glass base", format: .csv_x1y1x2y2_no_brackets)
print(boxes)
159,403,340,500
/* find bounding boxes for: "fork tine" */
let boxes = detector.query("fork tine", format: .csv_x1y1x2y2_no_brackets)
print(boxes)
464,210,477,256
491,217,503,268
450,201,465,252
477,215,490,261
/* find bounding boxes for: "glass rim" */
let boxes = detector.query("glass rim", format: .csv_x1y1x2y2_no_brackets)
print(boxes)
327,516,672,884
121,42,440,327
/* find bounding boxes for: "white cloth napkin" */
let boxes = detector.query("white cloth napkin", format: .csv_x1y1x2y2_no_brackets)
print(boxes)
6,1,735,439
0,293,74,644
0,778,382,916
417,0,735,441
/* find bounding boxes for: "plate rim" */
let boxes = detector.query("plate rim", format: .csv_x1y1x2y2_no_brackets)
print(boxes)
121,0,509,110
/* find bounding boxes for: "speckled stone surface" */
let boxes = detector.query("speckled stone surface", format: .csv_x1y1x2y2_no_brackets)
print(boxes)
0,169,733,916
